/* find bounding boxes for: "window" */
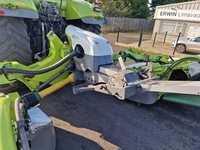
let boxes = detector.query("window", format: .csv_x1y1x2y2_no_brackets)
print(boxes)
159,21,186,35
194,37,200,42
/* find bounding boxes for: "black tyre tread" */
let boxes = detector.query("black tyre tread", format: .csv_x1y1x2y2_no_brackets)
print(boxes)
81,24,102,35
0,17,32,65
0,17,32,93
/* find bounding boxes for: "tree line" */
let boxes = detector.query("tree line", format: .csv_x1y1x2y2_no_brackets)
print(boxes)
87,0,189,19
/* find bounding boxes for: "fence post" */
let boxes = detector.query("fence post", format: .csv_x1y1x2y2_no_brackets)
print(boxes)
112,17,115,32
163,31,168,44
116,27,120,42
152,32,157,47
173,32,181,55
138,30,143,47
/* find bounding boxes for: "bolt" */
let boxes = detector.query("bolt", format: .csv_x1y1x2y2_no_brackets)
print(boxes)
29,123,36,134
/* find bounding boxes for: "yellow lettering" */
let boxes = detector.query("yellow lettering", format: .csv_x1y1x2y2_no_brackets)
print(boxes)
15,2,25,6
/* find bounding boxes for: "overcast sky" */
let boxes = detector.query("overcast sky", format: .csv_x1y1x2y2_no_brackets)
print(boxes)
148,0,152,8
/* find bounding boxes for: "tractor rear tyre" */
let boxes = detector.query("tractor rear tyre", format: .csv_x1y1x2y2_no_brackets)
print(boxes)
0,16,32,93
0,16,32,65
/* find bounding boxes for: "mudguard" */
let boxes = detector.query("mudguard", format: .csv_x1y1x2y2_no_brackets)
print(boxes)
65,0,104,25
0,0,38,19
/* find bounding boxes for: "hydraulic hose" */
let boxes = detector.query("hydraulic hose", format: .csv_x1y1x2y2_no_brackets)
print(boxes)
0,48,84,76
113,53,140,62
15,98,30,150
160,56,200,79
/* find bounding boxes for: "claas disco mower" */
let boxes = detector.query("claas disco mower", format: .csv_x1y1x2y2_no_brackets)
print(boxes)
1,0,200,150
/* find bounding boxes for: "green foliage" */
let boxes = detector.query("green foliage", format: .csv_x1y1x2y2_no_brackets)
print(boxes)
86,0,150,18
86,0,189,19
102,0,149,18
101,0,130,17
123,0,150,18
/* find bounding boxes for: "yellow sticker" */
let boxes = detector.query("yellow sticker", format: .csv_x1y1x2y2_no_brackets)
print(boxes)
15,2,25,6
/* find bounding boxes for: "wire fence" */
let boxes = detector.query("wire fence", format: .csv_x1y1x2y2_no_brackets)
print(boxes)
102,17,155,32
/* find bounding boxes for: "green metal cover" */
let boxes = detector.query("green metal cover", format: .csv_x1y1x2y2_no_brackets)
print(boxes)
162,93,200,107
0,0,37,12
0,92,19,150
65,0,103,20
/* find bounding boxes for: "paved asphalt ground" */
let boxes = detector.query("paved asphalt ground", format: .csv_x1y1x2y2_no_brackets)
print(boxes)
39,34,200,150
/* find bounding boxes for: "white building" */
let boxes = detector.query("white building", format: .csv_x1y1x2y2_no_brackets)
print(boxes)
153,0,200,42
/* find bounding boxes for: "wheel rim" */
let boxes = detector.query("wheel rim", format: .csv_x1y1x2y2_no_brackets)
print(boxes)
176,45,185,53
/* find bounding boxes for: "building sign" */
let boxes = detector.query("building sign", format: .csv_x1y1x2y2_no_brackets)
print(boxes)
155,9,200,22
